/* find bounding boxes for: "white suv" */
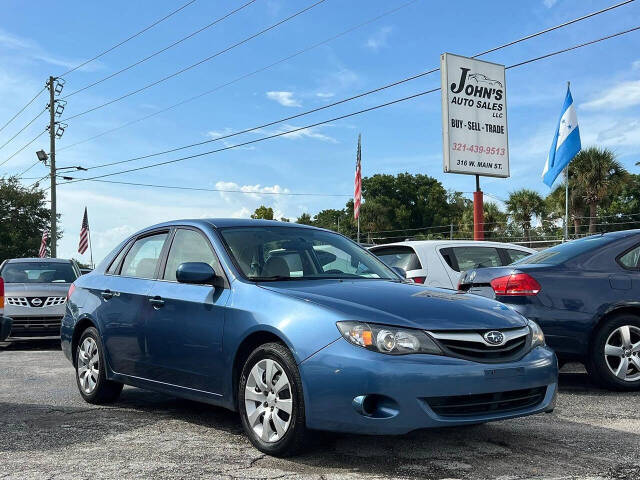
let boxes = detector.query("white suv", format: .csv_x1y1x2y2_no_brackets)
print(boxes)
370,240,535,289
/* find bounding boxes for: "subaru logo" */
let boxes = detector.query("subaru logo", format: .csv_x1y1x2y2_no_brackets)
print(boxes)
30,298,43,307
484,331,505,346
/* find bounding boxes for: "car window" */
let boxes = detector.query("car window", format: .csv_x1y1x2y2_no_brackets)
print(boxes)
219,226,399,281
120,233,168,279
450,247,502,272
163,229,220,281
0,262,77,283
506,249,531,264
370,246,422,271
514,235,617,266
106,242,131,275
618,245,640,270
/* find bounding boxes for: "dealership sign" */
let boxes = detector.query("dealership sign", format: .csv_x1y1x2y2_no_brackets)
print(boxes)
441,53,509,178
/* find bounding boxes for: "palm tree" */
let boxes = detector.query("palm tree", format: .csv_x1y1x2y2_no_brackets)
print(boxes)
506,189,546,246
572,147,627,234
546,173,587,237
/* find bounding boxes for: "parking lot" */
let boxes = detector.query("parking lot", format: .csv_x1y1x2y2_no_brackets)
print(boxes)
0,340,638,480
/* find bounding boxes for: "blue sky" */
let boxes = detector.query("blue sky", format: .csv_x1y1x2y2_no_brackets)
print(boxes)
0,0,639,262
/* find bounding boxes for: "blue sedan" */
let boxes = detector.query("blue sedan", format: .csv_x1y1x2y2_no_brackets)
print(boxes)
62,219,557,456
458,230,640,391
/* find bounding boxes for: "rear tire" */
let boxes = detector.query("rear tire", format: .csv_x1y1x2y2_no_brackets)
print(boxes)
75,327,123,403
587,315,640,391
238,342,308,456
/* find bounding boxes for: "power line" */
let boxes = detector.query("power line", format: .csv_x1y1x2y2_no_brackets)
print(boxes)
59,2,637,172
62,0,259,98
70,178,352,197
58,0,197,77
57,0,420,153
54,88,439,189
0,129,47,169
54,25,640,188
0,86,46,135
60,0,327,122
15,160,43,178
0,108,47,154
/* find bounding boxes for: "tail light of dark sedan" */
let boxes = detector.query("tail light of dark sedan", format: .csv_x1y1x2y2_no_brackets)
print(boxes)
0,277,4,309
67,283,76,301
490,273,541,296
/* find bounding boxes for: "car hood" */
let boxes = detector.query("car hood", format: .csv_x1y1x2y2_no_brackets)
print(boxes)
259,279,526,331
4,282,70,296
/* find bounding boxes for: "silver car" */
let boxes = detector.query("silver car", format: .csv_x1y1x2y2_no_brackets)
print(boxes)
0,258,80,340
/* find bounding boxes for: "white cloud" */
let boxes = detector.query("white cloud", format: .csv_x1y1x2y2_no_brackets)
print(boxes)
266,91,301,107
543,0,558,7
365,26,393,52
632,60,640,71
276,124,337,143
580,80,640,111
0,28,103,71
316,92,335,99
207,128,255,150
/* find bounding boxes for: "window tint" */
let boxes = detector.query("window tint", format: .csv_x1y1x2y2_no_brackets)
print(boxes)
450,247,502,272
1,262,77,283
120,233,168,279
514,235,616,266
106,242,130,275
506,249,531,264
164,229,219,281
371,246,422,271
619,245,640,270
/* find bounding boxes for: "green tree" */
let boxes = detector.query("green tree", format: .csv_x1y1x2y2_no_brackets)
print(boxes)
572,147,627,234
599,173,640,231
506,189,545,246
546,172,587,237
0,177,56,261
295,213,313,225
251,205,274,220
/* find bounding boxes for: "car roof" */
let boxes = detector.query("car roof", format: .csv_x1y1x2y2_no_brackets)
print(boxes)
134,218,324,234
5,257,73,263
370,240,535,251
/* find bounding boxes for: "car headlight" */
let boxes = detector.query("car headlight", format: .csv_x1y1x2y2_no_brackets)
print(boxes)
336,321,442,355
528,320,545,348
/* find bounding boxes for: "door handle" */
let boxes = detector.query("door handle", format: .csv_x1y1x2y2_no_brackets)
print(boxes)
101,290,114,300
148,296,165,309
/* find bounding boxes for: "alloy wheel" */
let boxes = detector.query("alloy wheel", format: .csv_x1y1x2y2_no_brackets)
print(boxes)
244,358,293,443
604,325,640,382
78,337,100,394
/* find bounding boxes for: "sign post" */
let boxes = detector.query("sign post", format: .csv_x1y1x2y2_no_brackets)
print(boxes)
441,53,509,240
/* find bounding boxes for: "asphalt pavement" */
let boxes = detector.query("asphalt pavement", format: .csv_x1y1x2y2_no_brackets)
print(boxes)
1,339,639,480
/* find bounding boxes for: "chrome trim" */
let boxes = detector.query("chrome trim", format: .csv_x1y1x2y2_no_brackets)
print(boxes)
428,326,529,347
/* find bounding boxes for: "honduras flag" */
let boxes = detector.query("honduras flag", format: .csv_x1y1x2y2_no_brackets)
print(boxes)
542,86,581,187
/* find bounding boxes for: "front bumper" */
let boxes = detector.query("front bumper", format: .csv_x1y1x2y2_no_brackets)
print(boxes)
3,315,63,338
299,338,558,435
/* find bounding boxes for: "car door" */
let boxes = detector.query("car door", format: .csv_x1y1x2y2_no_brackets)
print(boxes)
144,227,230,394
100,230,170,378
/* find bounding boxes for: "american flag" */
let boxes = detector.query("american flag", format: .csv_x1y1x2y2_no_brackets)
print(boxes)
354,134,362,220
39,230,48,258
78,207,89,255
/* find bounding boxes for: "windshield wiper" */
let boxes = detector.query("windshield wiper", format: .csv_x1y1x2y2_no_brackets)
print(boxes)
250,275,301,282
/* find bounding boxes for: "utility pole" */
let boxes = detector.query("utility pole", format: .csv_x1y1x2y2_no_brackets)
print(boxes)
48,76,57,258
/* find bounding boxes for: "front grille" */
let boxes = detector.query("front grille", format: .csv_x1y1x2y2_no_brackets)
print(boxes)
429,327,530,363
5,296,66,307
426,387,547,417
9,316,62,337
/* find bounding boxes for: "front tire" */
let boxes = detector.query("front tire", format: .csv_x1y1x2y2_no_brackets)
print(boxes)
75,327,123,403
238,342,307,456
587,315,640,391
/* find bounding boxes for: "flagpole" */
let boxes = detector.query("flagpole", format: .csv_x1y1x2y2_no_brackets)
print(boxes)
88,227,94,269
564,81,571,243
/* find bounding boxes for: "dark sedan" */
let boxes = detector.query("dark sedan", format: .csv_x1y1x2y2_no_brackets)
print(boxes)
458,230,640,391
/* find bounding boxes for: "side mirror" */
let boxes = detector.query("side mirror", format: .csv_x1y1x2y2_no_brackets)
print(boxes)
176,262,223,287
391,266,407,278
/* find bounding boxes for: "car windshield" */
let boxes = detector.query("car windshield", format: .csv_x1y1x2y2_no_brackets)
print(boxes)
1,262,78,283
219,226,400,281
513,235,616,266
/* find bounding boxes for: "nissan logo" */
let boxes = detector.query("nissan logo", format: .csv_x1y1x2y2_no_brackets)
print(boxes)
30,298,43,307
484,331,505,346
